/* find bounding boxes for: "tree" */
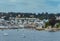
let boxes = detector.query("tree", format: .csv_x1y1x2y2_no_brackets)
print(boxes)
49,17,56,28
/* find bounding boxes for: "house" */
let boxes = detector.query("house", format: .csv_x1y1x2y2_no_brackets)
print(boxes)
56,16,60,20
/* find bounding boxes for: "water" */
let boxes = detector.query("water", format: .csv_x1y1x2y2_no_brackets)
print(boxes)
0,29,60,41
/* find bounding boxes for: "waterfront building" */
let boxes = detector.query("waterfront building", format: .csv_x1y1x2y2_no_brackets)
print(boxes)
56,16,60,20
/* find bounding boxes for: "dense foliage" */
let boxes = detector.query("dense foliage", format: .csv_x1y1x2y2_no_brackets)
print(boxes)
0,12,60,20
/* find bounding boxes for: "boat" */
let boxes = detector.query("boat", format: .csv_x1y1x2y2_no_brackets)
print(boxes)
48,29,57,32
19,24,24,29
3,33,8,36
49,30,56,32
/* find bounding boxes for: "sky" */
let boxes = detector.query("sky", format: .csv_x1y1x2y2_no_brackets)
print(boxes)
0,0,60,13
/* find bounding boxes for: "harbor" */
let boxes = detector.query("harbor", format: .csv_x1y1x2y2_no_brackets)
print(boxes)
0,0,60,41
0,17,60,32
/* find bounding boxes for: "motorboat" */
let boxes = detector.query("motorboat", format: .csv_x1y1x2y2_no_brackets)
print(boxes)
48,29,57,32
3,33,8,36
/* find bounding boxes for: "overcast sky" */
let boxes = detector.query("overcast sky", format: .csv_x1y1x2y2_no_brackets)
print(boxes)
0,0,60,13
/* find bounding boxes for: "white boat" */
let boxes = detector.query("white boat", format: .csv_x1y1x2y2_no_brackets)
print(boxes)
21,34,26,38
45,28,57,32
19,25,24,28
48,29,57,32
0,26,8,28
3,33,8,36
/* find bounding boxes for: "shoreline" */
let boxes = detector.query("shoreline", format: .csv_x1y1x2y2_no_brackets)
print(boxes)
35,28,60,31
0,27,60,31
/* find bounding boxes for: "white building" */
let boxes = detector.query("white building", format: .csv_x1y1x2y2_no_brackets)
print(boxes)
56,16,60,20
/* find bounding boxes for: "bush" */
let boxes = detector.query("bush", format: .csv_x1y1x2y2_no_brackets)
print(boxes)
45,22,50,28
56,23,60,28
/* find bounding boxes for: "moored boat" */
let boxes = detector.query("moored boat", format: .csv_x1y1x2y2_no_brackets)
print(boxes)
3,33,8,36
48,28,57,32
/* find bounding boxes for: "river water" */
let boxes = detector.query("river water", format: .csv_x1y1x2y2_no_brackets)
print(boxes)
0,29,60,41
